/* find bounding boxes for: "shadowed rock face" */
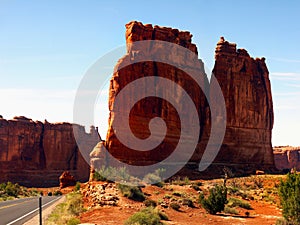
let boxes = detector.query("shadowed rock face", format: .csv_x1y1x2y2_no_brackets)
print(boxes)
0,116,99,187
103,21,275,177
211,37,275,173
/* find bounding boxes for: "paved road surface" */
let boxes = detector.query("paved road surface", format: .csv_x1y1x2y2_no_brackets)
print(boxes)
0,196,61,225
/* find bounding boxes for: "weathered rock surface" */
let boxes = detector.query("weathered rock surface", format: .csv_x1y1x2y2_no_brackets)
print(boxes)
105,21,209,168
273,146,300,171
212,37,275,173
59,171,76,188
0,116,99,187
97,21,275,177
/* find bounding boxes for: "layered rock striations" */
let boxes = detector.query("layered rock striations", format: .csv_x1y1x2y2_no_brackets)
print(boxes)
211,37,275,173
105,21,209,168
0,116,99,187
273,146,300,171
103,21,275,176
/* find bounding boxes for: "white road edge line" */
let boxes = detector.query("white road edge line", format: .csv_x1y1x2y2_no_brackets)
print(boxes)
6,197,61,225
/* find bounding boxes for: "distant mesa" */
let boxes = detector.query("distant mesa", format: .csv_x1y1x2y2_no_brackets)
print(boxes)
0,116,99,187
273,146,300,171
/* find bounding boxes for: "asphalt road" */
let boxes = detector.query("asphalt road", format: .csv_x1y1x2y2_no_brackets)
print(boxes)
0,196,61,225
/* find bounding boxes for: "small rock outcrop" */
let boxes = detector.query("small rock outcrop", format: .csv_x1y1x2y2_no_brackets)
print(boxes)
0,116,99,187
59,171,76,188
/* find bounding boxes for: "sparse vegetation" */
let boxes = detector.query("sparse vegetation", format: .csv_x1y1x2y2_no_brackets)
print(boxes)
74,182,81,192
46,192,84,225
170,202,181,211
182,198,195,208
143,168,166,187
278,172,300,225
0,182,39,201
227,197,252,210
93,166,132,182
199,184,227,215
171,176,190,186
124,207,168,225
223,206,239,215
144,199,157,207
117,183,145,202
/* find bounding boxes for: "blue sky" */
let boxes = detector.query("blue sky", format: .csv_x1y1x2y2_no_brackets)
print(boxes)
0,0,299,146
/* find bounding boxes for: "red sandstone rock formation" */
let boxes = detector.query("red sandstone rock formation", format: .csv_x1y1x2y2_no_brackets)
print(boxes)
105,21,209,168
0,116,99,187
212,37,274,173
273,146,300,171
59,171,76,188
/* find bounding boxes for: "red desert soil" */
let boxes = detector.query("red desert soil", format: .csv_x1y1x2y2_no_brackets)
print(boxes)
79,175,283,225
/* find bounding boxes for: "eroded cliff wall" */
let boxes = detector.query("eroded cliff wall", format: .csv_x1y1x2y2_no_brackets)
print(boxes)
0,116,99,187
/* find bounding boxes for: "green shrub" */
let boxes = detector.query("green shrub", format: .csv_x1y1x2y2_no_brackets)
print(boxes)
74,182,81,192
66,192,84,216
144,199,157,207
47,192,84,225
172,191,183,197
94,166,132,182
170,202,180,211
227,198,252,210
4,181,21,197
67,218,81,225
191,184,201,191
143,169,166,187
224,206,239,215
182,198,195,208
171,177,190,186
199,185,227,215
279,173,300,224
117,184,145,202
124,207,167,225
275,218,289,225
53,190,63,196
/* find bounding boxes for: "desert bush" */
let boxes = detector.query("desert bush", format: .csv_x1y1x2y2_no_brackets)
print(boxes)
124,207,168,225
182,198,195,208
171,176,190,186
278,172,300,224
199,184,227,215
94,166,132,182
117,184,145,202
143,169,165,187
170,202,180,211
0,182,21,198
74,182,81,192
53,190,63,196
275,218,289,225
46,192,84,225
144,199,157,207
66,192,84,216
227,197,252,210
223,206,239,215
172,191,183,197
191,184,201,191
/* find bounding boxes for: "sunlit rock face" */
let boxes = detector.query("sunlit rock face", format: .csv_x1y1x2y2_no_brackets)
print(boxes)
211,37,274,173
102,21,275,178
0,116,99,187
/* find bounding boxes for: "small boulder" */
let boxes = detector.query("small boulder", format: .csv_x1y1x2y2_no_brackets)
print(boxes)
59,171,76,188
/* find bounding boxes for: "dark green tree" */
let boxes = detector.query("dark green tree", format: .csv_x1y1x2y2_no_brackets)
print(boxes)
279,172,300,224
199,184,227,215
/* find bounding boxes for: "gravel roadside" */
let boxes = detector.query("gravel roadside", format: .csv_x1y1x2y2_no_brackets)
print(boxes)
23,196,66,225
